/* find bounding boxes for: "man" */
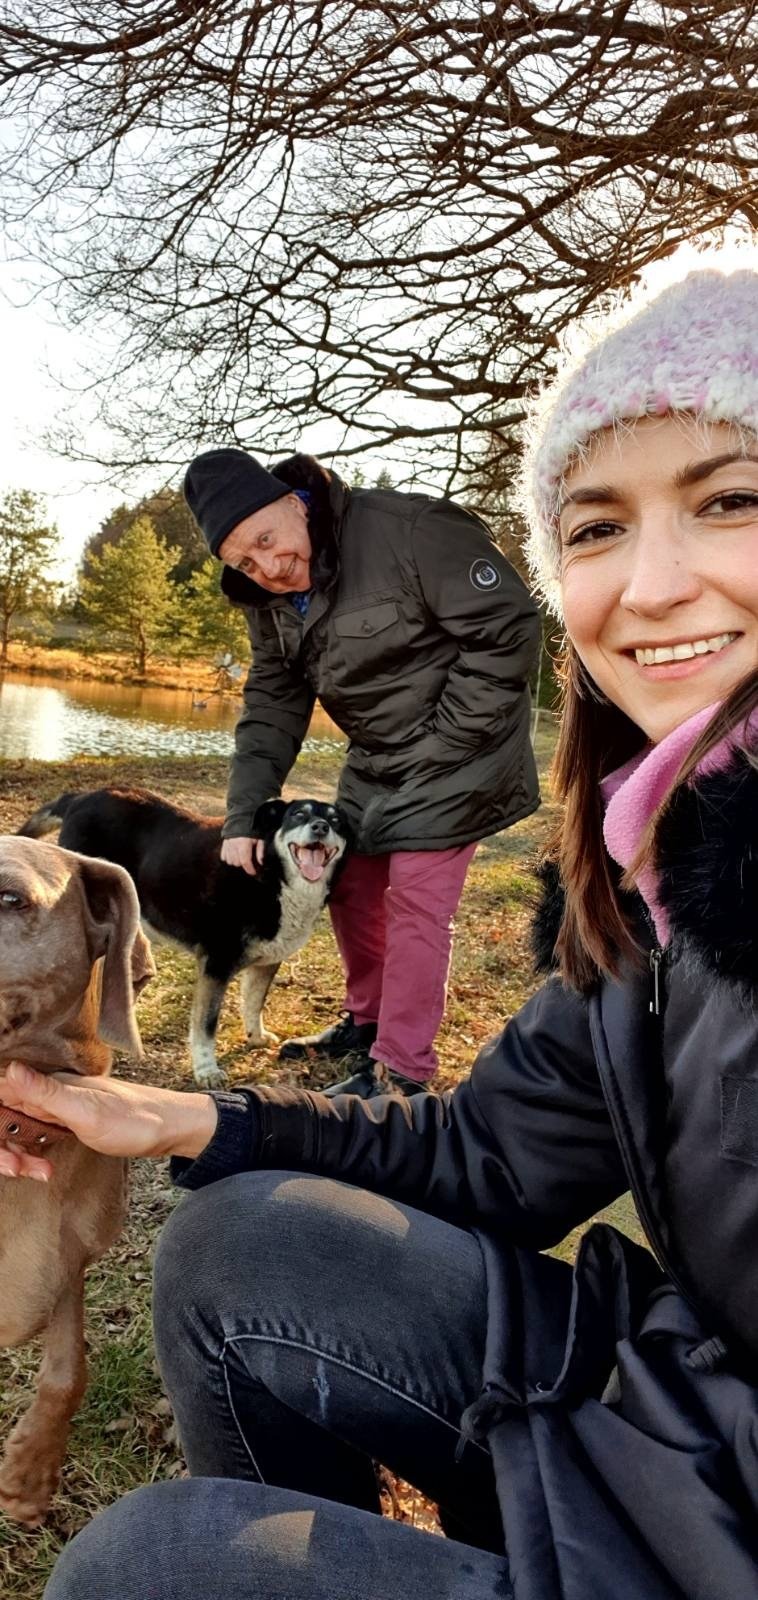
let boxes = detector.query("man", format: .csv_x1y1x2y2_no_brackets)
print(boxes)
183,447,540,1096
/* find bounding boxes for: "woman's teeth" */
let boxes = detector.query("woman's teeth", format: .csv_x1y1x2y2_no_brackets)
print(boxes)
634,632,737,667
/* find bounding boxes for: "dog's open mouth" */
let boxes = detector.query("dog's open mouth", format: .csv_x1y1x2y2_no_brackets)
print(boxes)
289,843,338,883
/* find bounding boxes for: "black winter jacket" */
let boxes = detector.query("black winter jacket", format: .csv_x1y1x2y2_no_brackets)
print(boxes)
174,752,758,1599
219,459,540,851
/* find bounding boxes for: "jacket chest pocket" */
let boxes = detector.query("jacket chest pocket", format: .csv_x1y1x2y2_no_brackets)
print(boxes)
720,1074,758,1167
331,599,406,682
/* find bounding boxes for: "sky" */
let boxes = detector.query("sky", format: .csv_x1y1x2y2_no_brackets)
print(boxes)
0,261,142,586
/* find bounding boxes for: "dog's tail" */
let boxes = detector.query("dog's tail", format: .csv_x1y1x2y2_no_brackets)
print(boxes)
17,792,78,839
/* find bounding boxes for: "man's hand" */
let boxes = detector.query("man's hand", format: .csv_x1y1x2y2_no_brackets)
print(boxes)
0,1063,219,1182
220,836,266,874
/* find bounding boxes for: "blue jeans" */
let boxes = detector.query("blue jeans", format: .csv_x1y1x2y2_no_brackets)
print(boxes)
45,1172,513,1599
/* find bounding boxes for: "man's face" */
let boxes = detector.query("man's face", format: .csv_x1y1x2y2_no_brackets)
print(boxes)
218,494,312,592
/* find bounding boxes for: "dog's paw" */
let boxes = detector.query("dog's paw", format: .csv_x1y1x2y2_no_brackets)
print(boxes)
192,1062,227,1089
245,1027,280,1050
0,1447,58,1526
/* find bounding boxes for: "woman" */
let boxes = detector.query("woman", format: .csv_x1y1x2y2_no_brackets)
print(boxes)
4,262,758,1600
183,447,540,1097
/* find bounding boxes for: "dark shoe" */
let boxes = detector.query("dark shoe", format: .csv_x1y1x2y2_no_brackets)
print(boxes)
278,1012,378,1064
322,1063,433,1100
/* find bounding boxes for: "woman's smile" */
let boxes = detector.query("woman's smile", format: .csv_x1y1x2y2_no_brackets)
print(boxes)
623,629,741,680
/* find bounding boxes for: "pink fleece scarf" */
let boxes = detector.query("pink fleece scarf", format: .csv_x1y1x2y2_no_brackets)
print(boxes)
602,701,750,946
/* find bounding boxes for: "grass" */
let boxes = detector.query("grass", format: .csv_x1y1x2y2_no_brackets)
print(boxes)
0,731,643,1595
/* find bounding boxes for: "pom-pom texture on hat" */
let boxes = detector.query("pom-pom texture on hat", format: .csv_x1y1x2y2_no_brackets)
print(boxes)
521,268,758,614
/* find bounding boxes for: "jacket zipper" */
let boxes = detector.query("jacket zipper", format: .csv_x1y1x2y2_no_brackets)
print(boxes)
649,946,662,1015
592,957,694,1306
634,947,695,1301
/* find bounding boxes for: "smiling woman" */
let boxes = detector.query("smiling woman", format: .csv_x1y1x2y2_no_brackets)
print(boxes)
521,264,758,990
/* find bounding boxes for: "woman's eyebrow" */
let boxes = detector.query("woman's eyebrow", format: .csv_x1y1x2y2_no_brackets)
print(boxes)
559,451,758,514
558,483,617,513
674,451,758,487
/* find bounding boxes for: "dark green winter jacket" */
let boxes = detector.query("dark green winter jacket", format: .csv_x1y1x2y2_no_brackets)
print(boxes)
221,458,541,853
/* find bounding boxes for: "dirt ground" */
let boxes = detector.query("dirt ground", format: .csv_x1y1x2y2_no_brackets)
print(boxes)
0,741,642,1596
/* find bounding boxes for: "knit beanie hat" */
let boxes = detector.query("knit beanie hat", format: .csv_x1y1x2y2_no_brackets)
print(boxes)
183,448,291,557
520,267,758,614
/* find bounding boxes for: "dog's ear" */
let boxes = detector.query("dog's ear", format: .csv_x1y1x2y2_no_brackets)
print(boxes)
77,855,156,1057
252,799,289,840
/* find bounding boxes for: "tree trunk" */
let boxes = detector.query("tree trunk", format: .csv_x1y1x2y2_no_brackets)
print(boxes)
0,611,11,666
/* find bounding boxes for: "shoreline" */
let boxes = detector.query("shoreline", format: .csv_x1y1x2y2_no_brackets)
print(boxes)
1,640,240,694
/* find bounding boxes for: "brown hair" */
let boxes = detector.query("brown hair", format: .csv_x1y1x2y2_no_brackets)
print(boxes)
551,646,758,990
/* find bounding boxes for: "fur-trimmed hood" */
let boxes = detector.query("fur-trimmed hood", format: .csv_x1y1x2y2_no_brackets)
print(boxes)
532,749,758,989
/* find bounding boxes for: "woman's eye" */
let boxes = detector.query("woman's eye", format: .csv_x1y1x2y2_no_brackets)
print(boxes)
565,519,623,547
702,490,758,516
256,532,272,549
0,891,24,908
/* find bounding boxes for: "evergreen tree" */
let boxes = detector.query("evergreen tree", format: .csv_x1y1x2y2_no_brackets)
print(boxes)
81,489,205,587
0,490,59,664
79,517,177,674
173,559,249,663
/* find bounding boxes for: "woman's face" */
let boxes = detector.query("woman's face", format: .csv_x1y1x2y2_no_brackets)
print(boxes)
559,416,758,742
218,494,312,592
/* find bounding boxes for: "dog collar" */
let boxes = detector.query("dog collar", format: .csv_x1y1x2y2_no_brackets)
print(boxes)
0,1105,71,1153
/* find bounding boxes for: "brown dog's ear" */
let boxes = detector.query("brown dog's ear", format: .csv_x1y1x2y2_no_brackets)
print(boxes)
76,855,156,1057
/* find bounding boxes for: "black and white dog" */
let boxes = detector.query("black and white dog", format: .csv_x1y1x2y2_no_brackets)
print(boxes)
19,788,350,1087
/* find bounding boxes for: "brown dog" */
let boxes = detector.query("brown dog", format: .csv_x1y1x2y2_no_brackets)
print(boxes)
0,835,154,1526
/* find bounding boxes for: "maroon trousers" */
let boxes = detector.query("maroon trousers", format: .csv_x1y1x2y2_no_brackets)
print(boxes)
328,844,477,1082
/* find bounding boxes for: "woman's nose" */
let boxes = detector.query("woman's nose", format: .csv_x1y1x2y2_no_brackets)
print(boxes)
620,519,702,617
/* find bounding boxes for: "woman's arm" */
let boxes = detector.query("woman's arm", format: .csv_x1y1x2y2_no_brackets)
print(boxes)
0,981,627,1248
0,1065,220,1181
243,978,627,1247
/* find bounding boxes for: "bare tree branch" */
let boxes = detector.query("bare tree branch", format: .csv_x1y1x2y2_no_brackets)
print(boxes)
0,0,756,501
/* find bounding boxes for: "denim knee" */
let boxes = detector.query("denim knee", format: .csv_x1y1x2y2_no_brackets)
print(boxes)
152,1171,308,1356
44,1485,168,1598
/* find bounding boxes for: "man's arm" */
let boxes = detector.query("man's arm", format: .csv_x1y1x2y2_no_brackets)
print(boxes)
224,611,315,838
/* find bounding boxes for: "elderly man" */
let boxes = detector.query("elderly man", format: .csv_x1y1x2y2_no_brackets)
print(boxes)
184,448,540,1096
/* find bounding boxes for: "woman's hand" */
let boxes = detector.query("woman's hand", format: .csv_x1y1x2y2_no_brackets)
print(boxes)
220,836,265,874
0,1063,219,1182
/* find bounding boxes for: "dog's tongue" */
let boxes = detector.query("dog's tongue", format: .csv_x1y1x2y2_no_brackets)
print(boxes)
298,847,326,882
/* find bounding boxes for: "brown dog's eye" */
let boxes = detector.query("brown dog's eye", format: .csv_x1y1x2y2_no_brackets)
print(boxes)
0,891,24,909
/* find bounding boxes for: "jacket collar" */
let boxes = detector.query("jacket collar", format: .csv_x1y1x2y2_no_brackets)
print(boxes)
533,750,758,992
655,748,758,992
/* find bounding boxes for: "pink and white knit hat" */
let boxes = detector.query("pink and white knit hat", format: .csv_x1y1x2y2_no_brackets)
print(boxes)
520,267,758,614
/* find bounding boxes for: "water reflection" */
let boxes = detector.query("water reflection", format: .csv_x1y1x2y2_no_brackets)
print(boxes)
0,672,346,761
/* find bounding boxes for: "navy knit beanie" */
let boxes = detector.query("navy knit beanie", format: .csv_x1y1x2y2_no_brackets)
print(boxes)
183,448,291,558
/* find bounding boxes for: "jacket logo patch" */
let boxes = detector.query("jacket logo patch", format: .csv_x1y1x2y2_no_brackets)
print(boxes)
720,1075,758,1167
469,558,501,591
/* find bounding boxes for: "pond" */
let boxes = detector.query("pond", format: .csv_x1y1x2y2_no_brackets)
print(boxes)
0,671,347,761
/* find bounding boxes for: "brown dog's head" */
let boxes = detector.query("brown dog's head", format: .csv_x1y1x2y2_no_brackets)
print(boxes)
0,836,154,1068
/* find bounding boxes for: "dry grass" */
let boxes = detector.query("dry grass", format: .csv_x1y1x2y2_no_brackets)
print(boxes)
0,734,643,1595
